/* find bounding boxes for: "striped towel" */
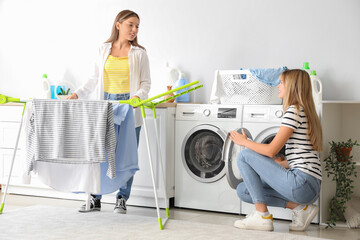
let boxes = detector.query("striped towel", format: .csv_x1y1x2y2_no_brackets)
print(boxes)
26,99,116,179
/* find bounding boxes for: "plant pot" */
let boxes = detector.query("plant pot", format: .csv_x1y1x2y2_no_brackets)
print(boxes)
335,147,352,162
57,95,70,100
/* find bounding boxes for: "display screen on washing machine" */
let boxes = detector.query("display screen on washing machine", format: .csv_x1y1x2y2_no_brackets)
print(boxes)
217,108,237,118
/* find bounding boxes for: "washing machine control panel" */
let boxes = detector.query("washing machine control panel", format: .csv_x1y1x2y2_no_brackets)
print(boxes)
217,108,237,118
176,104,243,121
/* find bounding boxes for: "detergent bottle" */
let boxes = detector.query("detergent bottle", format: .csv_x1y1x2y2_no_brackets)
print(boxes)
302,62,311,76
42,74,51,99
174,72,189,103
163,62,181,103
310,70,323,107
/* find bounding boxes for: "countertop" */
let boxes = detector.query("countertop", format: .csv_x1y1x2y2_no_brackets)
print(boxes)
1,102,178,108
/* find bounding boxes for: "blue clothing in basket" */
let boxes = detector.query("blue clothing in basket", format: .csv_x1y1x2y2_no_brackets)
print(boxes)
99,103,139,195
249,67,288,87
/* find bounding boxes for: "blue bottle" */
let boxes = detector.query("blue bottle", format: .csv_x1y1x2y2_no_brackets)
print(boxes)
174,73,189,103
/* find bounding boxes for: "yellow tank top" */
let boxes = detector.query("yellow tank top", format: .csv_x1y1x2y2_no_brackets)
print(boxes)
104,55,130,94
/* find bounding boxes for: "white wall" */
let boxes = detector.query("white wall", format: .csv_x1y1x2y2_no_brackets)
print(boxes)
0,0,359,103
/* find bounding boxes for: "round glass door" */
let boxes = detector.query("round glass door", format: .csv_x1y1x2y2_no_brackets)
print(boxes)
223,128,252,189
182,124,227,183
261,134,286,158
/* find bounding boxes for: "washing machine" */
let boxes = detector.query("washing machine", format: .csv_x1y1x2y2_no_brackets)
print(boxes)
223,104,319,223
174,104,243,214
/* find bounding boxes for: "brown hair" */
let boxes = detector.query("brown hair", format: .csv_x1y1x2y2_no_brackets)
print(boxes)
281,69,323,152
105,10,145,49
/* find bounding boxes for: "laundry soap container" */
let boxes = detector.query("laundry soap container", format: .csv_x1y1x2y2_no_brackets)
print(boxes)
310,70,322,107
163,62,181,103
42,74,51,99
174,73,189,103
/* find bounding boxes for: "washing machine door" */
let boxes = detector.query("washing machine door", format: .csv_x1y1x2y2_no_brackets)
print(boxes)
223,128,253,189
256,127,286,158
182,124,227,183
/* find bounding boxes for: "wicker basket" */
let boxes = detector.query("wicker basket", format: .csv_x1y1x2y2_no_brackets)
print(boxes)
210,70,282,105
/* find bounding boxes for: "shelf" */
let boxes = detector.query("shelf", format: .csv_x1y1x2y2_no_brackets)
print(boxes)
322,100,360,104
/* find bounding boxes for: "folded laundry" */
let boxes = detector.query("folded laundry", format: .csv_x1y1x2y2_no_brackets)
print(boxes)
249,67,288,87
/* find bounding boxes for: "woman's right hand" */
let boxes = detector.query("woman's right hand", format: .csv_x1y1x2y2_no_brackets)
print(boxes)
274,156,289,169
66,93,78,99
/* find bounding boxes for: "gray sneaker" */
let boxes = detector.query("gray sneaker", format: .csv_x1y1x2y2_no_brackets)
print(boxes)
78,196,101,213
114,197,127,214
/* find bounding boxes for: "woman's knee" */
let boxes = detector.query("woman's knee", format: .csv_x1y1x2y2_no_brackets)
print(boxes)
236,182,252,203
292,180,320,204
237,149,253,164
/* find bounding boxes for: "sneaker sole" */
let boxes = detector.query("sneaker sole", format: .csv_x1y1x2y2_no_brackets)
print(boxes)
234,222,274,231
113,209,127,214
78,208,101,213
289,206,319,231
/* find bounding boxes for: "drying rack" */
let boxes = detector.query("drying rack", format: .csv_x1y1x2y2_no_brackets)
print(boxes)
0,81,203,230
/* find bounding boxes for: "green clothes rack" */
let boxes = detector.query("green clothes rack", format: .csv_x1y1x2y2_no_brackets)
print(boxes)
0,80,203,230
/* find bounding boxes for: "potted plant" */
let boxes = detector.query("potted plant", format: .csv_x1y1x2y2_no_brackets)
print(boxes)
57,87,71,99
324,139,359,228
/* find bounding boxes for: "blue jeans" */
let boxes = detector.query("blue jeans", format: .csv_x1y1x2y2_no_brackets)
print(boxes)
236,149,321,208
93,92,140,200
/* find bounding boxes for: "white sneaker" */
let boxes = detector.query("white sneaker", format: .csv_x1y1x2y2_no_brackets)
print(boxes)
289,204,319,231
234,211,274,231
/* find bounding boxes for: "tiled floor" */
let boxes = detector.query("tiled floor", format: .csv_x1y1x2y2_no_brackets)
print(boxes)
2,194,360,240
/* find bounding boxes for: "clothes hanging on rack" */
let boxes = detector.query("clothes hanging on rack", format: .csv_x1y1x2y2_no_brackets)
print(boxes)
99,103,139,195
26,99,116,179
24,101,138,194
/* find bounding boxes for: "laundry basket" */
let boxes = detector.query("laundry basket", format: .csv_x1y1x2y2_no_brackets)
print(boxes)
210,70,282,105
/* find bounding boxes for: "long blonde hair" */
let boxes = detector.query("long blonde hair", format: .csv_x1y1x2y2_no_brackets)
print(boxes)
281,69,323,152
105,10,145,49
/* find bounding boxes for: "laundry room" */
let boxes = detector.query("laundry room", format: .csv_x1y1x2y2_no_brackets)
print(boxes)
0,0,360,239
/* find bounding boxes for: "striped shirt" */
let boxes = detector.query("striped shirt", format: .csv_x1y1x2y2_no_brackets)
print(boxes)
104,55,130,94
26,99,116,179
281,105,322,180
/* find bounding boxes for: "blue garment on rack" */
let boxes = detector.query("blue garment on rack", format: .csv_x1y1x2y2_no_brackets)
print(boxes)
99,104,139,195
249,67,288,86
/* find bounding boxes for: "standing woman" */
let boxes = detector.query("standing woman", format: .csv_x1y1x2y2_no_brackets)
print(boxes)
229,69,322,231
67,10,151,214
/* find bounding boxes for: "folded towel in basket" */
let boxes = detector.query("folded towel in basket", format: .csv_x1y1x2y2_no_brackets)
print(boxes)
249,66,288,87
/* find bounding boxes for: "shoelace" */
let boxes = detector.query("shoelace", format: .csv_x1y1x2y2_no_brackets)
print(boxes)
90,198,96,208
245,211,255,219
116,198,126,209
292,210,300,224
82,197,96,208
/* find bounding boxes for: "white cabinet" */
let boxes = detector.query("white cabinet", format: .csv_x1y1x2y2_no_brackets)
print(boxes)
0,105,175,206
320,101,360,224
0,105,70,199
0,105,25,186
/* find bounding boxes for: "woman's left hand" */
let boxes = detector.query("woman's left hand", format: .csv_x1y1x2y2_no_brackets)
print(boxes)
229,129,248,146
130,95,140,108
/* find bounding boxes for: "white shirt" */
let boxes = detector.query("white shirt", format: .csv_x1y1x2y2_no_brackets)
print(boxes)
75,43,151,127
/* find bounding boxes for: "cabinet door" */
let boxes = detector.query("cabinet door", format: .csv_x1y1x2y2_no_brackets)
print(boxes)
125,108,174,208
133,110,166,194
0,122,24,149
0,148,24,185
